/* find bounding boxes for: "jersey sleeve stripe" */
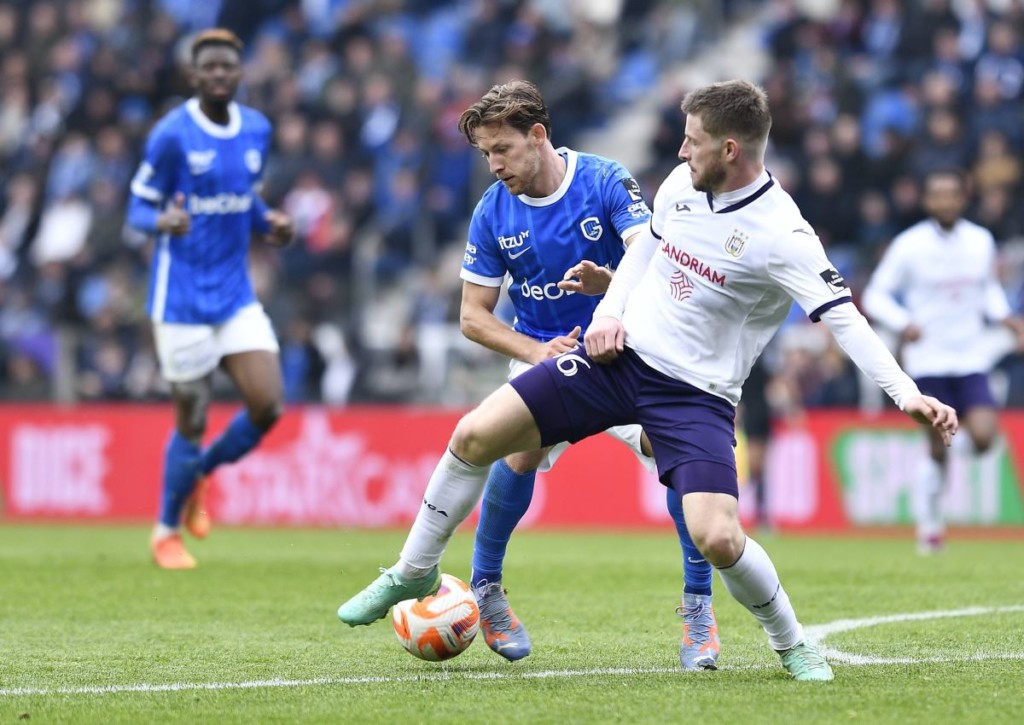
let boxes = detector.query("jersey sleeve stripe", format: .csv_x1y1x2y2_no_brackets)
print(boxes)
809,295,853,322
650,221,662,240
130,180,164,203
619,222,648,243
460,269,505,287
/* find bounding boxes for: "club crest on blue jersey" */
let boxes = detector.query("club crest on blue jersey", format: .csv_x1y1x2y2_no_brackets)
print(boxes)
580,216,603,241
245,149,262,173
724,229,748,258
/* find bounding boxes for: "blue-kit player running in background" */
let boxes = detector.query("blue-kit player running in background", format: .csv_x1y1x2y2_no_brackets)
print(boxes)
452,80,719,669
127,29,294,569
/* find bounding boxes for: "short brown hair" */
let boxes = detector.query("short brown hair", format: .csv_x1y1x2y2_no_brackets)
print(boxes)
191,28,244,64
458,80,551,146
680,80,772,146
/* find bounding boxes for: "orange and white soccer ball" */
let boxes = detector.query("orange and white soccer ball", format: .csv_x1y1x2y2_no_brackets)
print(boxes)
392,573,480,661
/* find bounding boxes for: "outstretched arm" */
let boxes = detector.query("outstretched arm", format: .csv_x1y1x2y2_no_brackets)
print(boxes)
821,303,959,445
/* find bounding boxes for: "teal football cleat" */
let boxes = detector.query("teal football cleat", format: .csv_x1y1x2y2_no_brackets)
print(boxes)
778,640,834,681
337,565,441,626
474,580,532,662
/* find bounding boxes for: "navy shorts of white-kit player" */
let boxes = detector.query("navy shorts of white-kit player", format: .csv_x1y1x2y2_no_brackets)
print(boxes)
915,373,996,416
509,344,739,496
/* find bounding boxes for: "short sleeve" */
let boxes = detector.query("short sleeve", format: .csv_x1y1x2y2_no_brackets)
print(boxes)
767,228,853,321
460,198,507,287
603,162,652,243
130,126,178,204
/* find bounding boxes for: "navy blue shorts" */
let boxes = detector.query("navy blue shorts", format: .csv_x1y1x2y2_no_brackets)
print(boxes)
509,345,738,496
915,373,996,416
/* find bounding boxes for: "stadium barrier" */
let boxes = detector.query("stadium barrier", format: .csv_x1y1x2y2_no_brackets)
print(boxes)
1,405,1022,529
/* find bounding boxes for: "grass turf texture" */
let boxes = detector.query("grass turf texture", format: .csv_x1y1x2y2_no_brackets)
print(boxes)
1,526,1022,724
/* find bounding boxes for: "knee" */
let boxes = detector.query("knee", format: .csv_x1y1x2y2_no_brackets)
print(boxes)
972,430,998,454
505,449,544,474
688,519,745,568
247,399,283,431
450,412,494,465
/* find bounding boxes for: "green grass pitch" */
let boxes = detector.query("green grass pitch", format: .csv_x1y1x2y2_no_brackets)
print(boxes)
1,525,1022,724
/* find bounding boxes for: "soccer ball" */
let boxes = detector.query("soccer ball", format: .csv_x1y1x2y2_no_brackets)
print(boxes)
392,573,480,661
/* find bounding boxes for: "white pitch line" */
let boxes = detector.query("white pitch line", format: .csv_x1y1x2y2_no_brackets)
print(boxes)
3,606,1022,697
805,604,1024,665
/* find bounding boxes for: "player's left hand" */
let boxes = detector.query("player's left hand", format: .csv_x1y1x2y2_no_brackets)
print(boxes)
903,394,959,446
264,210,294,247
558,260,613,296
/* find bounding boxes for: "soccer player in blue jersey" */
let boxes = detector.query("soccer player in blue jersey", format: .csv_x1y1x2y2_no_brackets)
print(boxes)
447,80,718,668
127,29,294,569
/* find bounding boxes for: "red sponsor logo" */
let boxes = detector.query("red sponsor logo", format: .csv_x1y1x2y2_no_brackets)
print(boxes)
661,241,727,286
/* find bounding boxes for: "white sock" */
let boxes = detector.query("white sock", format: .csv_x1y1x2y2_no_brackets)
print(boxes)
153,523,178,539
914,458,944,540
396,448,490,577
717,537,803,651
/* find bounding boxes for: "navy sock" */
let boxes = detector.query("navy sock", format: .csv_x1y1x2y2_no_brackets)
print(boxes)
666,485,713,596
159,432,201,528
471,459,536,587
200,410,265,476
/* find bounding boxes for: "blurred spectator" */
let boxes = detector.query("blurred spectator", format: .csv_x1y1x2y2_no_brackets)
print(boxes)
3,0,1021,408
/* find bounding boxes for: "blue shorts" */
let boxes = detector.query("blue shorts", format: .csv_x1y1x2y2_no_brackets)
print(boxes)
915,373,996,416
509,345,738,496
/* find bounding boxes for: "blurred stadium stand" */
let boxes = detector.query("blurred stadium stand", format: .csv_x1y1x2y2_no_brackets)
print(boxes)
1,0,1022,417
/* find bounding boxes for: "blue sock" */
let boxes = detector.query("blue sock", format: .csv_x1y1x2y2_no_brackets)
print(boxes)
471,459,536,587
159,432,201,528
666,485,713,596
199,410,265,475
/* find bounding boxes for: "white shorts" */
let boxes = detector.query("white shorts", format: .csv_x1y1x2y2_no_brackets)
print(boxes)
153,303,279,383
508,358,657,473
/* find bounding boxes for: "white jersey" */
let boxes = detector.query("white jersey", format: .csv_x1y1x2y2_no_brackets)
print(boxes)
862,218,1010,378
621,165,852,405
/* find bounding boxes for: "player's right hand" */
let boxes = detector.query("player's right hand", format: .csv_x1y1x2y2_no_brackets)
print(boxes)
584,316,624,363
903,394,958,446
158,192,191,236
535,325,582,362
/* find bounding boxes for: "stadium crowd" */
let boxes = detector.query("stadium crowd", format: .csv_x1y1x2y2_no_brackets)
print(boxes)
1,0,1023,414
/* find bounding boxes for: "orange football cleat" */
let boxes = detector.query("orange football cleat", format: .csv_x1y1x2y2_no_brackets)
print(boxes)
151,532,197,569
183,478,211,539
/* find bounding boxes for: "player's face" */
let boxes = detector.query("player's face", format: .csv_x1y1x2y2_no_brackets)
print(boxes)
679,114,727,193
923,175,966,228
473,122,544,197
192,45,243,104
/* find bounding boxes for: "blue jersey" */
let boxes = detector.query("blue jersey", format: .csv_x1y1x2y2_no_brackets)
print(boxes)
461,148,651,341
129,99,271,324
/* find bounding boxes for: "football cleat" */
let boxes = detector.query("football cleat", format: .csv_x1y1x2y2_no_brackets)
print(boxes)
778,640,834,681
151,532,197,570
473,580,532,662
917,534,945,556
337,565,441,626
677,592,720,670
183,477,211,539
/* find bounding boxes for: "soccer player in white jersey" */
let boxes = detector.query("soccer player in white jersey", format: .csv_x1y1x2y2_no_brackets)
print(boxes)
456,80,719,669
337,80,958,681
863,169,1024,554
127,29,294,569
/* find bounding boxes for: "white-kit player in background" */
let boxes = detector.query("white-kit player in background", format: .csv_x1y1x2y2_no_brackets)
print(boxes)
863,168,1024,554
